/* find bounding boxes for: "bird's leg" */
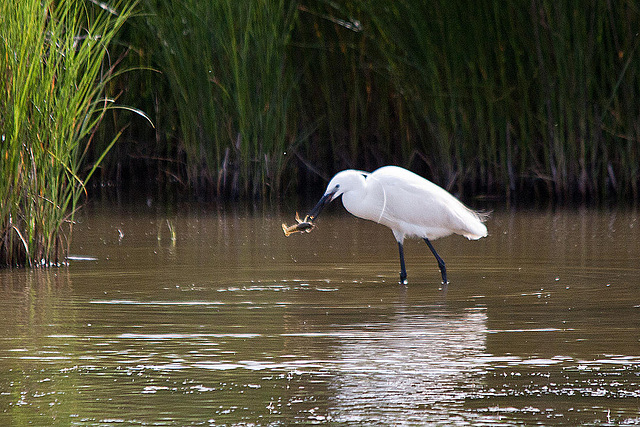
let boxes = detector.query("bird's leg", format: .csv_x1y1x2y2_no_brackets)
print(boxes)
397,241,408,285
424,238,448,285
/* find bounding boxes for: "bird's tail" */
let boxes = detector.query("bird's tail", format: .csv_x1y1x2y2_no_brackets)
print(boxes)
463,209,490,240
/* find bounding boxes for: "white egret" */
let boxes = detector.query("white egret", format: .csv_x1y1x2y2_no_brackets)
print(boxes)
307,166,488,285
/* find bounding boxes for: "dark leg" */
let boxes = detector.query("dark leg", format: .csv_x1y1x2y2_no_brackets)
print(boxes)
424,238,448,284
397,241,408,285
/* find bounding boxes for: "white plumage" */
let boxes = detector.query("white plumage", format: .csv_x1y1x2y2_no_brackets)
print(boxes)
308,166,488,284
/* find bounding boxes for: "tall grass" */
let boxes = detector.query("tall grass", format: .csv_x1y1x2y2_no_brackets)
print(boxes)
86,0,640,201
363,0,640,200
293,1,404,174
140,0,299,197
0,0,134,267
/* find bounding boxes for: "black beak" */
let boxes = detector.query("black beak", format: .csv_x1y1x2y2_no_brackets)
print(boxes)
307,190,336,221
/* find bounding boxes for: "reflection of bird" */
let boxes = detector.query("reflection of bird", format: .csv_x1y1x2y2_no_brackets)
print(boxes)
308,166,488,285
331,308,488,423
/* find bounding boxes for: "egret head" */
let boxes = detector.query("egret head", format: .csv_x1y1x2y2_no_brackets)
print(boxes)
308,170,367,220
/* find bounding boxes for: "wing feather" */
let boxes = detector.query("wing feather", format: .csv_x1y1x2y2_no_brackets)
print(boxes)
368,166,487,240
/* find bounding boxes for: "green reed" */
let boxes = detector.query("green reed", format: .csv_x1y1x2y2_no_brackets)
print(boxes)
360,0,640,200
139,0,299,197
0,0,134,266
96,0,639,201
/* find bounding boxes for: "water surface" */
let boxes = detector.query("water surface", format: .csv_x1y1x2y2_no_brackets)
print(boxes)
1,205,639,425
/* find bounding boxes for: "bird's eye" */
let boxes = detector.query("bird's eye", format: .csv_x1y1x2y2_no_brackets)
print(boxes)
335,184,340,189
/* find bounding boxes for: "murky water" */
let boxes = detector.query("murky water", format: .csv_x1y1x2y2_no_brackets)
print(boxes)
1,204,639,425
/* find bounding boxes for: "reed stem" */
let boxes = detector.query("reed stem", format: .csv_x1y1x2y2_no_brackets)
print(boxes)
0,0,135,267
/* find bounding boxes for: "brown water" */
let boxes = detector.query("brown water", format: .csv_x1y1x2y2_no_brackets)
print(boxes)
0,204,639,425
